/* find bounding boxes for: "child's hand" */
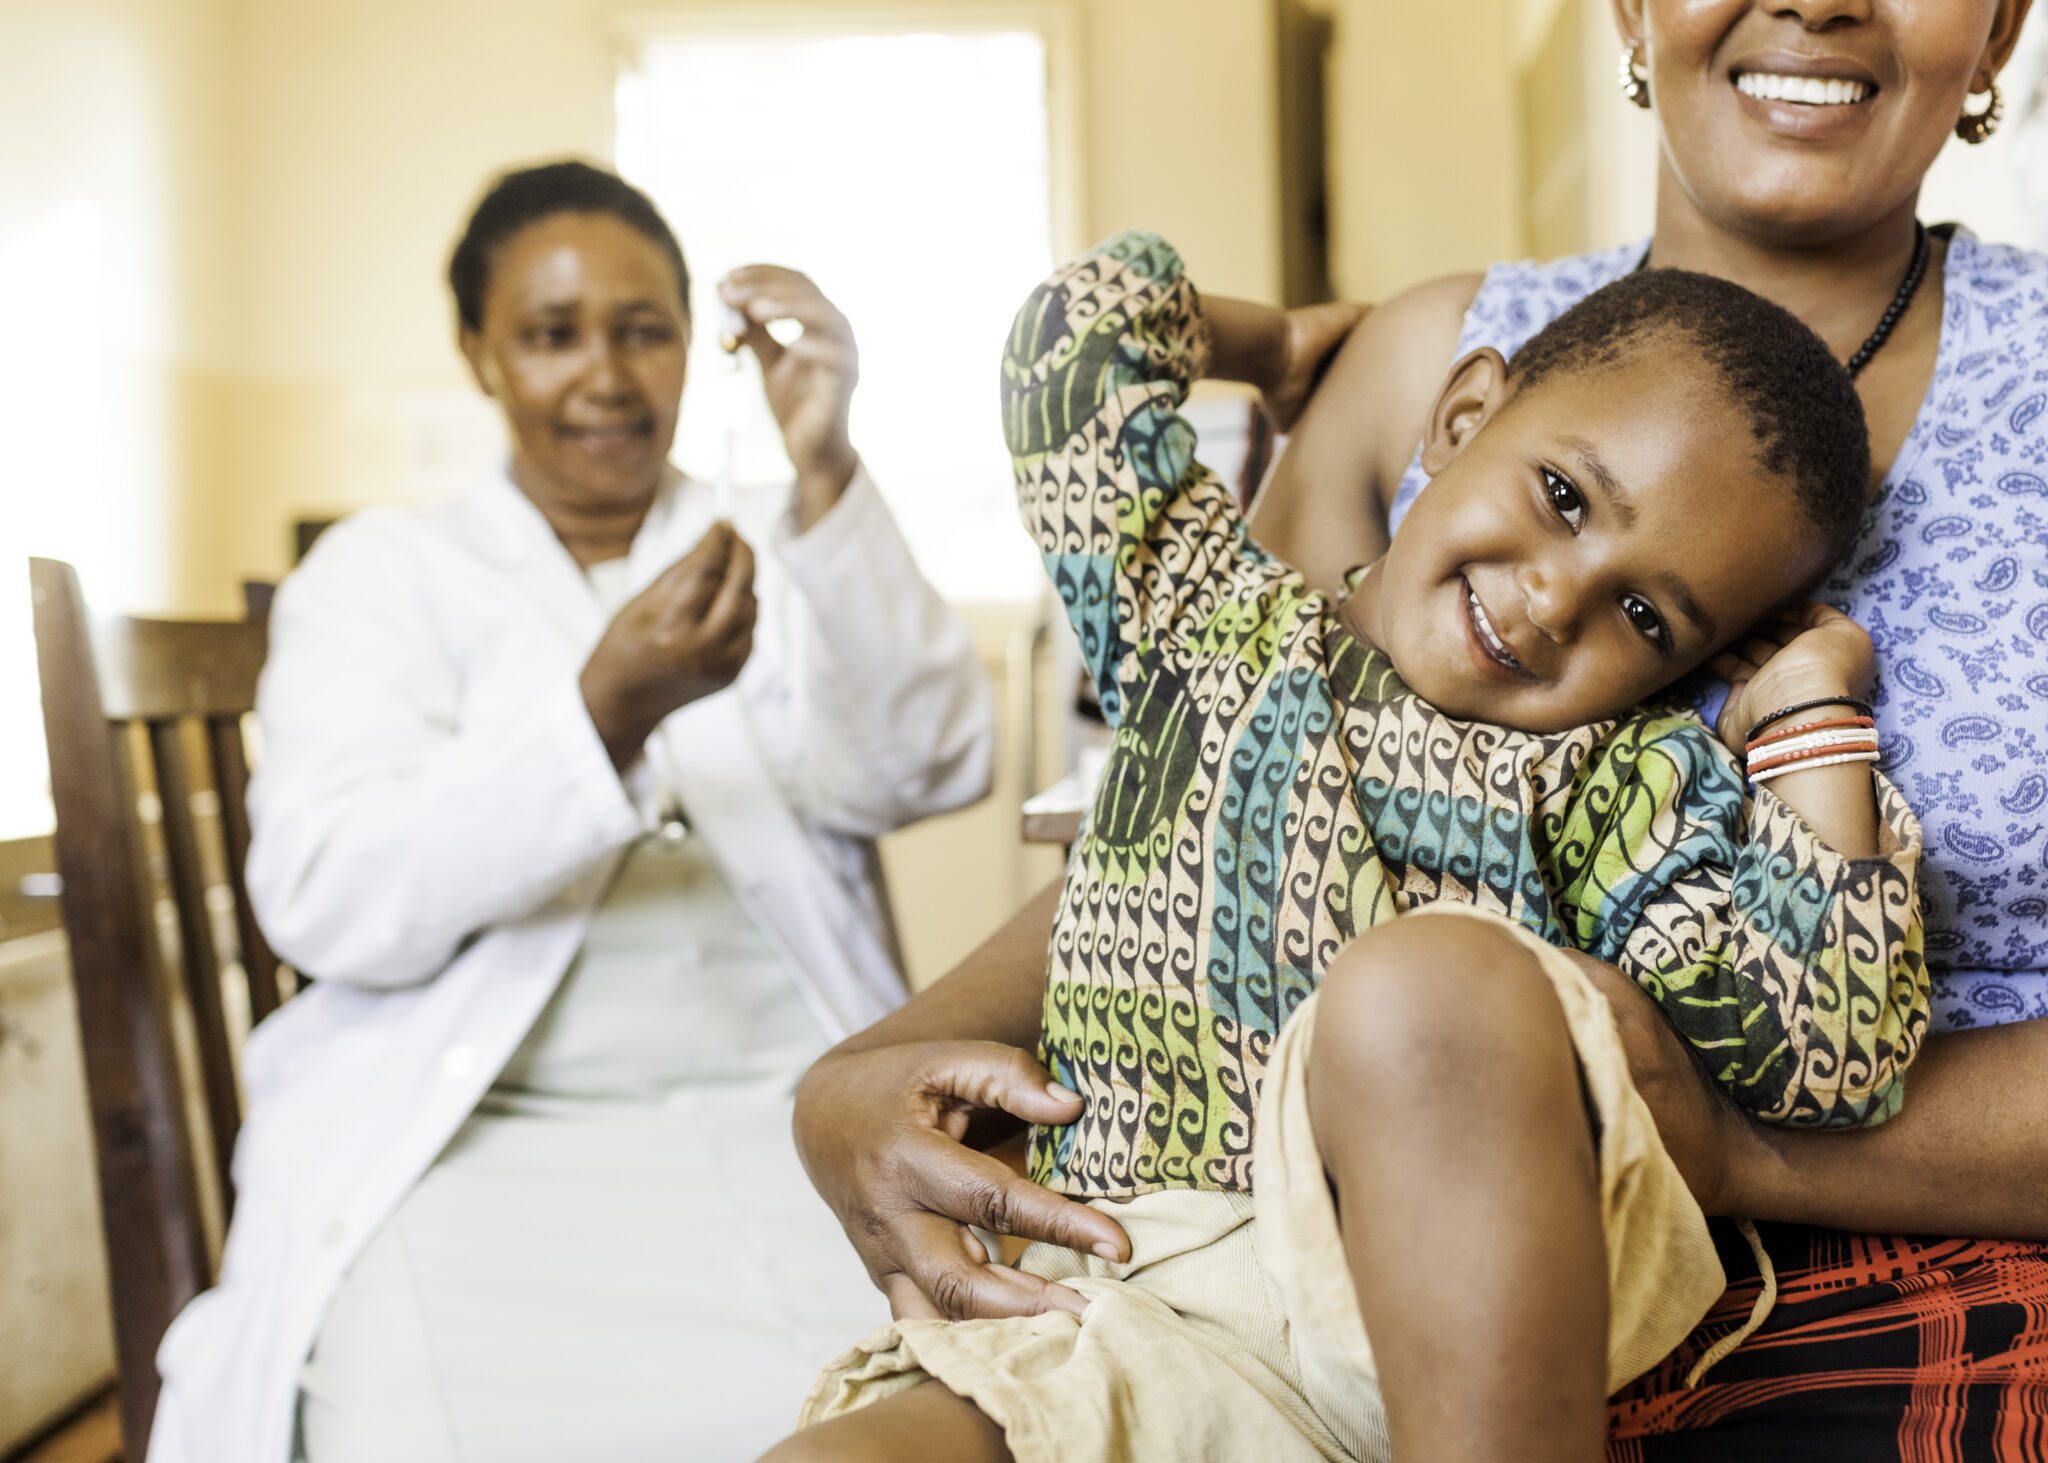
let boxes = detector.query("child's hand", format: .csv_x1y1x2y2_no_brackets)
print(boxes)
1710,600,1876,757
1262,302,1369,432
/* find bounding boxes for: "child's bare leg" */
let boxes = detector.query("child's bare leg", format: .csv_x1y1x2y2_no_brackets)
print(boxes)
757,1382,1012,1463
1309,914,1607,1463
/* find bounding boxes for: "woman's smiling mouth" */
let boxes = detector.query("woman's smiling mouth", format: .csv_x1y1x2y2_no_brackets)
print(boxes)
1725,53,1882,139
1733,72,1875,106
562,420,653,453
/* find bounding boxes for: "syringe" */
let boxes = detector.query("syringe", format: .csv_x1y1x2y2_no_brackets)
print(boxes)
715,302,746,520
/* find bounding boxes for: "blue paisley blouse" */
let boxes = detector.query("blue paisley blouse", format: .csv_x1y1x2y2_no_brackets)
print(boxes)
1389,227,2048,1031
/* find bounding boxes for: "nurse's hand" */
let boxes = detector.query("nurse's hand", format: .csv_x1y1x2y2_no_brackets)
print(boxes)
580,521,757,770
794,1040,1131,1321
719,266,860,532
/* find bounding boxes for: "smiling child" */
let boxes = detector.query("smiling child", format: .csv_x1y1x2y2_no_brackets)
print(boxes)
779,231,1927,1463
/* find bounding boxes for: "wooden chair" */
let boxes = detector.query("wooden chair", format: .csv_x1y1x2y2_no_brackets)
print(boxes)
29,558,288,1459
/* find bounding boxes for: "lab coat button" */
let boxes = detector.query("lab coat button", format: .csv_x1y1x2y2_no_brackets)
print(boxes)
320,1220,348,1248
441,1045,481,1080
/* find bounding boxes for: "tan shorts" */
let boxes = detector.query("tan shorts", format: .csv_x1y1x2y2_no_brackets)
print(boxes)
801,906,1733,1463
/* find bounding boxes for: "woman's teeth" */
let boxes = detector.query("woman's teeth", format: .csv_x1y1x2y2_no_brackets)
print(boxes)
1467,586,1526,672
1736,72,1873,106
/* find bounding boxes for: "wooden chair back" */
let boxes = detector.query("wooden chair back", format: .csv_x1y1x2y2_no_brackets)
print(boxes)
28,557,287,1458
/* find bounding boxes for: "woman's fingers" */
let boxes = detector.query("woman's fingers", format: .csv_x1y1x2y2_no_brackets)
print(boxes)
723,266,843,324
703,533,755,629
888,1209,1092,1320
902,1132,1129,1261
739,316,785,373
648,521,736,622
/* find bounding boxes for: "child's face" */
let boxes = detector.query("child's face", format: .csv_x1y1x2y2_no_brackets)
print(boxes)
1348,346,1832,733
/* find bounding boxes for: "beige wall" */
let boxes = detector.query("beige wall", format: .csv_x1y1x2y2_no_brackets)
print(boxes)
1322,0,1525,300
1,0,240,615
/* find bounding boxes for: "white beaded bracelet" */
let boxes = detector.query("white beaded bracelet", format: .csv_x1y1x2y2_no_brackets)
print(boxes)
1745,734,1880,780
1749,748,1881,785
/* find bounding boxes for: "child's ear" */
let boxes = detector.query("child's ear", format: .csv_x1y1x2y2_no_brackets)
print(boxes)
1419,347,1510,476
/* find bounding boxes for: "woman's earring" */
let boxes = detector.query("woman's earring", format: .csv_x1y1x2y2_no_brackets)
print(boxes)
1618,39,1652,109
1956,79,2003,144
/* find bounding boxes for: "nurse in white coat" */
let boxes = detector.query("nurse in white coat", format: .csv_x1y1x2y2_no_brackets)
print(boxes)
146,161,994,1463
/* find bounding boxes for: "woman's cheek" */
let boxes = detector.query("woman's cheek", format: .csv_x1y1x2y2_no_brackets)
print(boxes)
1644,0,1747,63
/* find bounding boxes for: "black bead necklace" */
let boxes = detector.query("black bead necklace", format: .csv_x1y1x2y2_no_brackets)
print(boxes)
1634,219,1932,379
1844,221,1931,378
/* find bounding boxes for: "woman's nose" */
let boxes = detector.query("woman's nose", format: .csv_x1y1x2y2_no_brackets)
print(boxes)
1767,0,1874,31
581,339,635,399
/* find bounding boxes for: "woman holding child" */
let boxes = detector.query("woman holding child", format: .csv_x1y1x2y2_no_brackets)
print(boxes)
788,0,2048,1458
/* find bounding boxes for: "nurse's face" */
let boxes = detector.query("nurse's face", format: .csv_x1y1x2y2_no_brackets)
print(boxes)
460,211,690,518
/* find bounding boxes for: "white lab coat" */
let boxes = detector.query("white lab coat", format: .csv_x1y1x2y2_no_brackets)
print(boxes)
146,463,993,1463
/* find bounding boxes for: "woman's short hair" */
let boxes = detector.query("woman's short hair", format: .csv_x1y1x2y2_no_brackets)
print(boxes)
448,160,691,332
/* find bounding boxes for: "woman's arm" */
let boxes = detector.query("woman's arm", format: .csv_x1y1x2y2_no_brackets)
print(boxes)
1247,272,1481,595
1737,1018,2048,1238
794,878,1135,1321
1582,954,2048,1239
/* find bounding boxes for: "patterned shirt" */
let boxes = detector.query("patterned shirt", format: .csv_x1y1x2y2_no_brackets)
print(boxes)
1008,233,1927,1200
1390,229,2048,1032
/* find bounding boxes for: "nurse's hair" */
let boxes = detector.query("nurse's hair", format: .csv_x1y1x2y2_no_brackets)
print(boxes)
1508,267,1870,562
448,160,691,332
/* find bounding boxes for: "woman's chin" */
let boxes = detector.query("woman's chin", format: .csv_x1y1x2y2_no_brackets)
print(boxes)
1690,153,1917,247
544,452,668,507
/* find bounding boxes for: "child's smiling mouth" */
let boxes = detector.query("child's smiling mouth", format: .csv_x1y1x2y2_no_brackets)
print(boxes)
1464,577,1532,677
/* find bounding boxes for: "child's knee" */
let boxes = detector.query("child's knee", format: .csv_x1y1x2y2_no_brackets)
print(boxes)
1311,915,1570,1114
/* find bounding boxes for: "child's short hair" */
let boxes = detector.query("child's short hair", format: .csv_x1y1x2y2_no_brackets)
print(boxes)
1508,269,1870,560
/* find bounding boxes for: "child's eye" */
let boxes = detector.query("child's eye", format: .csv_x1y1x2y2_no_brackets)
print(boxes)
1542,467,1586,531
1622,593,1668,649
524,324,577,349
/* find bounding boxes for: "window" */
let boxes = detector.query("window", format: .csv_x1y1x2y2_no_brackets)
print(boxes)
616,20,1062,602
0,204,107,841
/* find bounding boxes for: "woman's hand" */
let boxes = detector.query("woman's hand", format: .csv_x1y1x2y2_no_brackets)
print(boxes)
1710,599,1876,757
718,266,860,529
579,521,757,769
1559,950,1762,1215
793,1040,1132,1321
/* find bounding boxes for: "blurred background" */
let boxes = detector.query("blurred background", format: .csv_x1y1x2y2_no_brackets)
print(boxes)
3,1,2043,1455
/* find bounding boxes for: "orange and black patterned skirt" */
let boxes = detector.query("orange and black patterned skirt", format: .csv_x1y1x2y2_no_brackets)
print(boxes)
1611,1221,2048,1461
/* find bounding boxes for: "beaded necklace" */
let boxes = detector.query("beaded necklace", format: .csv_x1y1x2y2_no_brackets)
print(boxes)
1635,220,1931,378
